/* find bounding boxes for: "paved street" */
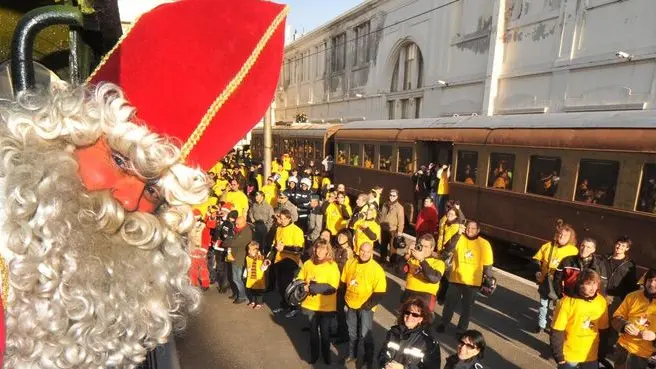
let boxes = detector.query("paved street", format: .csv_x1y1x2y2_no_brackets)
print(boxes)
176,265,555,369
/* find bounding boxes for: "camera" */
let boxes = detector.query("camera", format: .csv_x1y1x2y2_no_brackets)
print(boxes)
461,219,467,226
414,242,422,251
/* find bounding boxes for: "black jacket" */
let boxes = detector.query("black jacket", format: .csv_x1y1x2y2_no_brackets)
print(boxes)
295,189,312,219
605,255,638,299
378,325,440,369
211,219,235,247
553,254,609,298
443,354,487,369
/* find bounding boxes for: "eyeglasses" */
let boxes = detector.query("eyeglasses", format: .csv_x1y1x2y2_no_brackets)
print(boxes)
458,340,477,350
404,311,422,318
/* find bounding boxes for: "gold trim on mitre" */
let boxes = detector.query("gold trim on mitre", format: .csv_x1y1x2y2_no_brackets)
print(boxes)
0,255,7,310
179,5,289,161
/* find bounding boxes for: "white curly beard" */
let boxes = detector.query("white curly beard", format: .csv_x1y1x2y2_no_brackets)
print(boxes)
0,136,199,369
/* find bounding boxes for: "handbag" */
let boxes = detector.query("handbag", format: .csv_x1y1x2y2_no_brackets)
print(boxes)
537,242,559,300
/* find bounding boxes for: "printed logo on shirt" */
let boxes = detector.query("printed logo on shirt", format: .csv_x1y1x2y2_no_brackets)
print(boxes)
582,317,596,330
635,315,650,328
465,250,474,259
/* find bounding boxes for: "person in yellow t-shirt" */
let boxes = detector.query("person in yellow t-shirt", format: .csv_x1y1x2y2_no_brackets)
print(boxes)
402,234,445,313
437,220,493,332
435,164,451,216
295,239,340,365
611,268,656,368
340,242,387,366
261,176,279,207
551,269,609,368
245,241,266,309
222,179,249,217
352,206,380,254
264,209,304,317
532,223,579,334
324,192,352,235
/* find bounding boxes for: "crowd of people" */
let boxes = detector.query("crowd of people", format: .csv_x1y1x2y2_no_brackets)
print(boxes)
188,150,655,369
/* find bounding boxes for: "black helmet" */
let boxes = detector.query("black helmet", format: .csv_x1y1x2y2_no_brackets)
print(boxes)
284,279,308,307
479,275,497,297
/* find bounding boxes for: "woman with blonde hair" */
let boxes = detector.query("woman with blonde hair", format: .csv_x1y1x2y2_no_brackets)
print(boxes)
296,239,341,364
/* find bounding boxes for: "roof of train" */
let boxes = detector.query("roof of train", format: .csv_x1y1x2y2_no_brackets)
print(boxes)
337,110,656,130
333,111,656,153
251,123,343,138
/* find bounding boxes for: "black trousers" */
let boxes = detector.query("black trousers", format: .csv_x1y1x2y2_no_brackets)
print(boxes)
336,288,348,340
304,309,334,362
274,258,299,309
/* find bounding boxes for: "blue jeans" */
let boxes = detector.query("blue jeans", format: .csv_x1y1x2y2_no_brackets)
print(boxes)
230,265,247,300
538,297,554,329
346,307,374,364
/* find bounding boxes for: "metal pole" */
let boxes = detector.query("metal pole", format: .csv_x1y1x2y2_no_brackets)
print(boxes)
263,101,273,179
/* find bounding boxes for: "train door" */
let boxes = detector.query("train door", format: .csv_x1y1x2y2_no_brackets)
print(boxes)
417,141,453,167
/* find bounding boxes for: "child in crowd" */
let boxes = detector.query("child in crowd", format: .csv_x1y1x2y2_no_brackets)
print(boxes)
245,241,267,309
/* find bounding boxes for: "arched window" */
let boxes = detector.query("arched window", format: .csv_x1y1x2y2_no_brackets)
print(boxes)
390,42,423,92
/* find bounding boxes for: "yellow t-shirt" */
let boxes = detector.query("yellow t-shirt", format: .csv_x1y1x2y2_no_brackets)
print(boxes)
274,223,304,264
296,260,340,312
256,174,263,191
321,177,331,191
213,178,229,198
223,190,249,217
552,294,609,363
353,219,381,254
532,242,579,283
614,290,656,358
436,217,459,252
272,161,280,174
261,183,278,207
245,256,266,290
325,202,352,235
312,175,320,190
437,170,449,195
193,196,218,217
405,257,445,295
278,170,289,191
341,258,387,310
448,236,494,287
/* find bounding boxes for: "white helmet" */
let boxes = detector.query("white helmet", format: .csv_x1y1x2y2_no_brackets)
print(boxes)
300,177,312,188
288,176,298,184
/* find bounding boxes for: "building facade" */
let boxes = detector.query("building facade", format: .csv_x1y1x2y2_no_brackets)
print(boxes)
276,0,656,121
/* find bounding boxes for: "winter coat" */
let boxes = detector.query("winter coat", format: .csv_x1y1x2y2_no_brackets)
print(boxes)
553,254,610,298
378,324,441,369
605,255,638,299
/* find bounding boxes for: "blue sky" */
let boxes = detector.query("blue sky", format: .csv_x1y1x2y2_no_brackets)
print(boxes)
282,0,364,34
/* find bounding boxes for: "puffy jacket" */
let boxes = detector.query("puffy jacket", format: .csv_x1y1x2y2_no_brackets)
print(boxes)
443,354,487,369
378,325,440,369
307,206,323,242
295,189,312,219
553,254,609,298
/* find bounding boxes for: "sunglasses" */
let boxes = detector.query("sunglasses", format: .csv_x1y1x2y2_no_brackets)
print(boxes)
404,311,422,318
459,340,477,350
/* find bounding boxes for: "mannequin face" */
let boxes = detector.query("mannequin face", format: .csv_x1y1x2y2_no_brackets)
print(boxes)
74,139,161,213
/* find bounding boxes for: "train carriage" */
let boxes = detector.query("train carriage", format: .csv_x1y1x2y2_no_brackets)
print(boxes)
333,111,656,265
251,123,341,166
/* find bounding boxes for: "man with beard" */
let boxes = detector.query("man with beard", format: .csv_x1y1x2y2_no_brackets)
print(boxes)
0,0,287,366
611,268,656,369
436,220,494,333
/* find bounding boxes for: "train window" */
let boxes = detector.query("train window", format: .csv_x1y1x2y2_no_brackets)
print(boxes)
314,140,322,161
456,151,478,184
336,143,348,164
363,144,375,169
349,143,360,166
487,153,515,190
379,145,392,171
637,164,656,214
398,146,414,174
574,159,619,206
527,156,562,197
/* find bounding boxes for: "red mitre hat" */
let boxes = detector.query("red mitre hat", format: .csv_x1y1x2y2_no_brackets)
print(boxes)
88,0,287,170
